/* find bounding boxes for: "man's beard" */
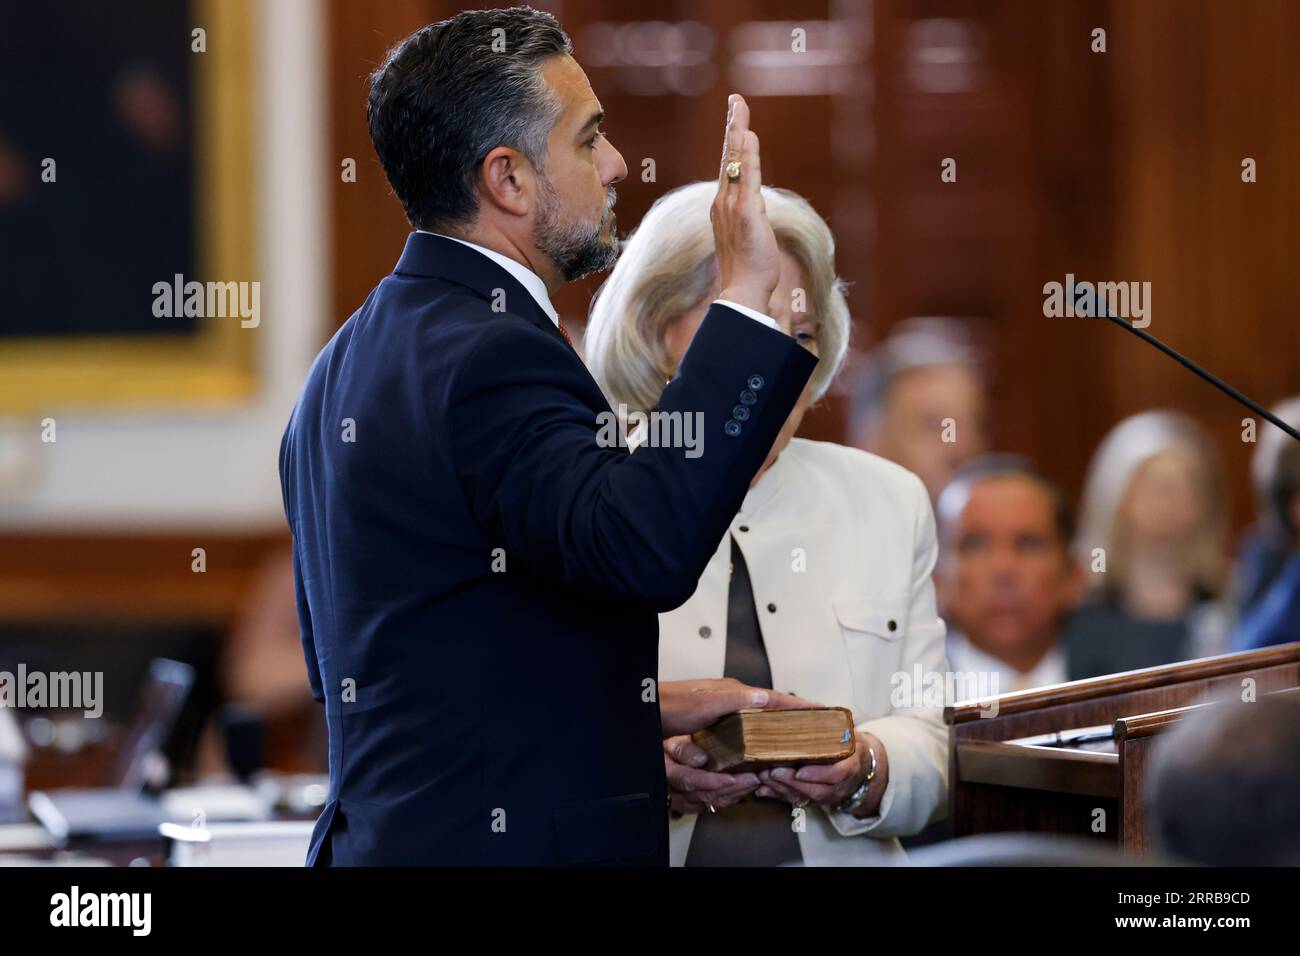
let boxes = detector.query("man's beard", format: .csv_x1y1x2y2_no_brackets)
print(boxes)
533,179,619,282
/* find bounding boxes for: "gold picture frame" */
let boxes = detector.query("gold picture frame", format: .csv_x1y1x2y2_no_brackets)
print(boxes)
0,0,257,413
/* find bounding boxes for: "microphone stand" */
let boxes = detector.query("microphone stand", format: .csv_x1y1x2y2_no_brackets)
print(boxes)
1078,290,1300,444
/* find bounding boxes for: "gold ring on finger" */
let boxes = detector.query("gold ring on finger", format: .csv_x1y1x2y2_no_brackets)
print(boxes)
725,161,742,182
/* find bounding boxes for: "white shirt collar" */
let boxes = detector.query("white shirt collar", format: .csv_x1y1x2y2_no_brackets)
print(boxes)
944,631,1068,693
418,230,559,328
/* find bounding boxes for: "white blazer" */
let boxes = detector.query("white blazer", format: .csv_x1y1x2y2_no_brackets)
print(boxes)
658,438,950,866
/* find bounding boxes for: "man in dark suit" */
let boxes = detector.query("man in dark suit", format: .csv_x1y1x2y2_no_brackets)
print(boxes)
280,7,817,865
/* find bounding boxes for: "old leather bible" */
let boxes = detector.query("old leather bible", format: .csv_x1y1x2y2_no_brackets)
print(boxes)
691,707,856,773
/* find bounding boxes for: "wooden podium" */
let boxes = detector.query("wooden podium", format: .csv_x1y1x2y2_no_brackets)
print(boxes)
944,643,1300,853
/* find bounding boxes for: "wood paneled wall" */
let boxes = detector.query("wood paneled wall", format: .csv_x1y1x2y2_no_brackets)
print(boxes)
1100,0,1300,527
873,0,1299,527
327,0,441,339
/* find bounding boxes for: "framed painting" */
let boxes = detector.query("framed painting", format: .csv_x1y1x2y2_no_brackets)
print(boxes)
0,0,257,412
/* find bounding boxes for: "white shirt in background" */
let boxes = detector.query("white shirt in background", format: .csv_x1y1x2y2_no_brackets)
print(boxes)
944,630,1068,693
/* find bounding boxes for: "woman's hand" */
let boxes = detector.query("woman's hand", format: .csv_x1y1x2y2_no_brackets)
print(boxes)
755,730,890,817
664,735,760,814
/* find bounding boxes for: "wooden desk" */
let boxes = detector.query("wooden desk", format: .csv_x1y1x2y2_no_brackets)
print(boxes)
945,643,1300,852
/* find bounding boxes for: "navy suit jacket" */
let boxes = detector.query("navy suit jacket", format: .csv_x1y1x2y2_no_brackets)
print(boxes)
279,232,817,865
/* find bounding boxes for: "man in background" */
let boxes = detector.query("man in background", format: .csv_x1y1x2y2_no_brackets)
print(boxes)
935,456,1083,691
1234,397,1300,615
849,317,989,501
1232,438,1300,650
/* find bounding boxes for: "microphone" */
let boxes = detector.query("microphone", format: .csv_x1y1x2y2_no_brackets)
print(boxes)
1070,284,1300,444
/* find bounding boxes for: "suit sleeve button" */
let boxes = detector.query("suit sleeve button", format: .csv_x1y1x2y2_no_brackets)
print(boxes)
739,389,757,406
724,420,742,437
732,405,750,422
747,374,765,390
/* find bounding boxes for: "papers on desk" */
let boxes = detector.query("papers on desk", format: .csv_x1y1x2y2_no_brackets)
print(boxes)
29,783,275,846
165,821,315,867
160,784,273,824
0,822,54,853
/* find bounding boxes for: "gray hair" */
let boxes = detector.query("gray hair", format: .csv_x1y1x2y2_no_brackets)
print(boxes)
585,180,850,414
1269,439,1300,544
849,316,983,436
1251,396,1300,526
367,6,571,232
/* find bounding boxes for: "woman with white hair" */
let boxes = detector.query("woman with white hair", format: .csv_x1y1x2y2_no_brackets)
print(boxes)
585,181,949,866
1065,410,1233,675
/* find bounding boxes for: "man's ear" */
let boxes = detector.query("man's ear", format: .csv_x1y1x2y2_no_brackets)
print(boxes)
478,146,534,219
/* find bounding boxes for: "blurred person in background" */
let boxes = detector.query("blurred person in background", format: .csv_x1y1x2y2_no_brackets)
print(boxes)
935,455,1084,691
847,317,989,501
1066,411,1233,677
221,547,327,774
1235,397,1300,613
1147,694,1300,865
1231,438,1300,650
585,181,949,866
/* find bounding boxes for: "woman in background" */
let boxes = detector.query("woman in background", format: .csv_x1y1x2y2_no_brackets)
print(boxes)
1065,410,1233,676
585,181,948,866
